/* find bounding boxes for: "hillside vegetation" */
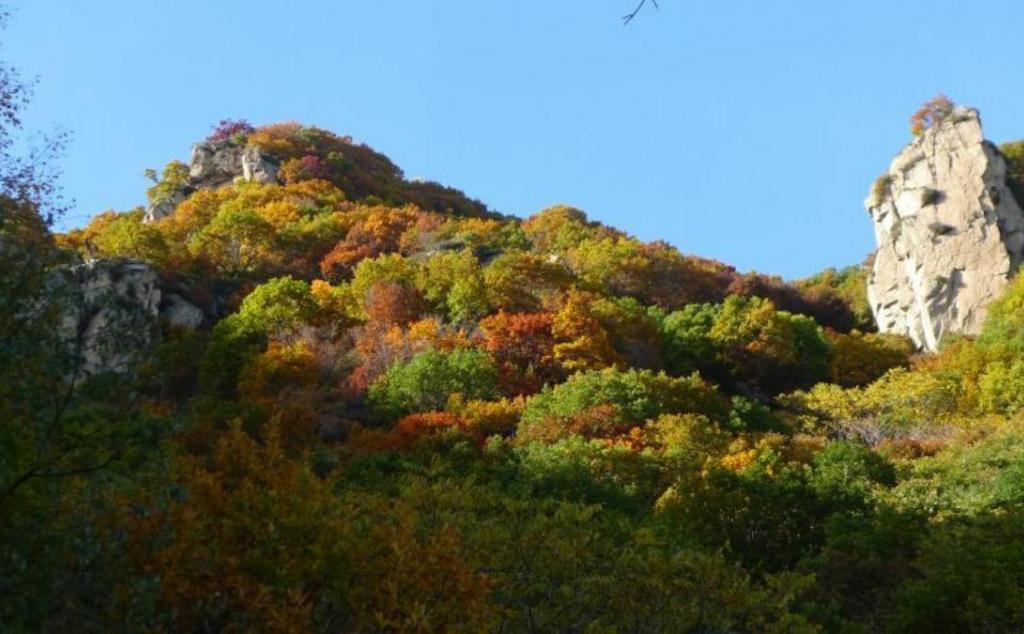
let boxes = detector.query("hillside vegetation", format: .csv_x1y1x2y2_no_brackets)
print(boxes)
7,114,1024,632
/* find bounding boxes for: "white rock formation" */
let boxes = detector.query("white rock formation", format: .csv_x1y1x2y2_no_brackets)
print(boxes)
144,139,279,222
188,139,279,189
867,108,1024,351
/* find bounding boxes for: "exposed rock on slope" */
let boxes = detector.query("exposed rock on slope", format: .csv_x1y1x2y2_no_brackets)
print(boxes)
58,258,219,374
866,108,1024,352
58,259,162,375
189,138,280,189
144,138,279,222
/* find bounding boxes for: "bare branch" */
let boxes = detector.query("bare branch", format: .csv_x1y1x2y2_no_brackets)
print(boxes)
623,0,658,25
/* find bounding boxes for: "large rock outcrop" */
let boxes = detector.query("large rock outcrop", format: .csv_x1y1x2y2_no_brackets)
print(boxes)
144,138,279,222
57,258,225,375
867,108,1024,351
57,259,162,375
188,138,280,189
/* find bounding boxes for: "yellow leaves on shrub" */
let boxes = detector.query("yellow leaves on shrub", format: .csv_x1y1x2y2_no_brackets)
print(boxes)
406,316,473,351
782,367,961,441
247,121,305,156
115,422,494,631
114,422,343,631
57,210,119,252
238,341,318,403
344,498,494,632
237,341,320,447
552,288,622,372
309,279,358,322
446,397,524,438
644,414,731,459
827,330,912,388
718,434,787,474
721,447,760,473
257,199,302,228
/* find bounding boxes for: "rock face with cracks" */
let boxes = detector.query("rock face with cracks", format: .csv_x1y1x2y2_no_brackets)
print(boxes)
144,138,279,222
57,258,162,376
57,258,221,375
866,108,1024,352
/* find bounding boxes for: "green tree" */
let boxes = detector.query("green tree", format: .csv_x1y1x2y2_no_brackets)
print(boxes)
519,367,726,442
709,296,831,394
368,349,499,420
89,208,170,264
416,249,490,323
189,207,277,275
199,277,318,398
659,302,720,375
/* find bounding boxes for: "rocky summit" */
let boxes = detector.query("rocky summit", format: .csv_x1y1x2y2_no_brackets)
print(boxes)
866,107,1024,351
143,138,280,222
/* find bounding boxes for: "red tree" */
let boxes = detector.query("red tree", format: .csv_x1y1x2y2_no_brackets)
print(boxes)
479,311,562,395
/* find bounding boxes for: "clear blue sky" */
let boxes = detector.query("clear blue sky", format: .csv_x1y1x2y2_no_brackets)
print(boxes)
6,1,1024,278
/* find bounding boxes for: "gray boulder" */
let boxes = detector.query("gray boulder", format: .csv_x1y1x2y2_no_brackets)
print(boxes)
161,292,207,329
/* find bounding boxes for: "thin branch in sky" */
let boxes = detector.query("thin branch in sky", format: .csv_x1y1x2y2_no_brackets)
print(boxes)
623,0,658,25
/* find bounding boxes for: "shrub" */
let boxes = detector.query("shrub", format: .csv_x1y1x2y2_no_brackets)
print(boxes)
88,208,170,264
368,349,499,421
207,118,255,143
450,398,523,437
709,296,831,394
868,175,891,208
810,440,896,508
234,276,320,337
479,311,561,395
796,265,874,332
483,251,573,313
364,280,424,326
416,249,490,323
145,160,190,204
349,253,418,317
781,368,961,444
977,360,1024,414
551,289,623,372
660,302,721,376
237,340,319,404
522,205,610,254
319,207,418,281
388,412,470,449
247,123,406,202
280,154,332,184
519,367,726,442
828,330,912,388
571,236,734,309
910,94,955,136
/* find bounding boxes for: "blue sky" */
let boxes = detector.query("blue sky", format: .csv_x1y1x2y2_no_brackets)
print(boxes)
6,1,1024,278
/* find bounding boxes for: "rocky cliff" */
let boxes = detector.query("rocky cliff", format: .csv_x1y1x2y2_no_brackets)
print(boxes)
58,258,231,375
866,108,1024,351
144,138,279,222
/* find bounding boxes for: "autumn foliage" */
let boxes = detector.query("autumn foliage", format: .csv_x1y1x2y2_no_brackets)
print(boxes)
910,94,956,136
480,310,561,395
21,109,1024,632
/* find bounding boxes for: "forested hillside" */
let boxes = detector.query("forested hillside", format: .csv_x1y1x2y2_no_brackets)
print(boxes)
7,91,1024,630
